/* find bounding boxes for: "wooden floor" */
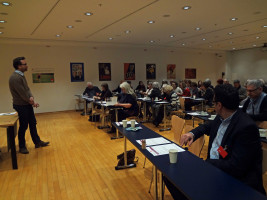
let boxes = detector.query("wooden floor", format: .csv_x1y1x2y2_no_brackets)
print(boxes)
0,111,266,200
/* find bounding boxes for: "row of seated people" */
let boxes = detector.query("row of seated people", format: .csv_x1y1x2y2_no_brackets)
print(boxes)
82,78,267,132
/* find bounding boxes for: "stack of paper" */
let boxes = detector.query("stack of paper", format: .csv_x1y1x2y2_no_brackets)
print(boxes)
0,112,17,116
147,143,185,156
136,137,171,146
115,121,138,126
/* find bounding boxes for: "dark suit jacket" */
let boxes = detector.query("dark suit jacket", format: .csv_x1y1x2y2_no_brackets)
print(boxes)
242,95,267,121
191,109,265,194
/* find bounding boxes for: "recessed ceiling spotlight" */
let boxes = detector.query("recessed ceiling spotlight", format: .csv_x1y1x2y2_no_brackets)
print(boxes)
84,12,93,16
230,17,238,21
108,37,113,40
1,2,12,6
256,36,260,39
169,35,175,38
232,47,236,50
209,45,212,48
0,31,3,34
0,20,6,23
253,44,257,47
66,25,74,28
195,27,201,31
56,34,61,37
147,20,155,24
228,32,233,35
125,30,131,34
263,25,267,28
150,40,155,43
181,43,185,46
202,38,206,41
182,6,191,10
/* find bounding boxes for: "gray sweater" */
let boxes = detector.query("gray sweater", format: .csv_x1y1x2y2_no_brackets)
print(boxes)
9,72,33,105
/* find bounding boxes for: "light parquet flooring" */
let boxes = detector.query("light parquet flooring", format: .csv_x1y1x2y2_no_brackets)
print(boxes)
0,111,266,200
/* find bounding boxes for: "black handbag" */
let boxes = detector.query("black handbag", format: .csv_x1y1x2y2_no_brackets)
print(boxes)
116,149,138,166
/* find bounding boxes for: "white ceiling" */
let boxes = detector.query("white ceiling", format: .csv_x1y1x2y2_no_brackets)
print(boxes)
0,0,267,51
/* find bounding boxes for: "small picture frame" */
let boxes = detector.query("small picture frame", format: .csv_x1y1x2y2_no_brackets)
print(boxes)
70,63,84,82
146,64,156,79
99,63,111,81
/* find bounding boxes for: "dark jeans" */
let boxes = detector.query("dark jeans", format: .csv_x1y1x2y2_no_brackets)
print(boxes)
110,109,136,131
163,176,189,200
13,104,41,148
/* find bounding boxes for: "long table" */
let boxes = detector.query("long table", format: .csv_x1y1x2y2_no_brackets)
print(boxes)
114,123,267,200
0,113,18,169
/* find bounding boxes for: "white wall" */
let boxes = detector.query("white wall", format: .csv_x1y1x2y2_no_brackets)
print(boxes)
0,40,226,113
226,47,267,85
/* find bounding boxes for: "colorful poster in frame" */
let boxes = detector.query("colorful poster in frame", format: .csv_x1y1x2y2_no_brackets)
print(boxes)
167,64,176,79
124,63,135,80
185,68,196,79
99,63,111,81
32,68,55,83
146,64,156,79
70,63,84,82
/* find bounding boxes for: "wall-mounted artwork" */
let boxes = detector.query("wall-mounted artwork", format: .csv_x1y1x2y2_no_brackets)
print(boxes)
99,63,111,81
167,64,176,79
32,68,55,83
185,68,196,79
70,63,84,82
146,64,156,79
124,63,135,80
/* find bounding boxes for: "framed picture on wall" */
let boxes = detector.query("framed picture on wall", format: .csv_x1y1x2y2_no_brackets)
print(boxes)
185,68,196,79
167,64,176,79
146,64,156,79
124,63,135,80
99,63,111,81
70,63,84,82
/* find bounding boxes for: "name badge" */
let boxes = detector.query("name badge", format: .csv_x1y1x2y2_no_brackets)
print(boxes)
217,146,228,158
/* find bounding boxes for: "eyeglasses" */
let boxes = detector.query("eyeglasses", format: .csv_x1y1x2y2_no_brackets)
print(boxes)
20,63,27,66
246,87,259,93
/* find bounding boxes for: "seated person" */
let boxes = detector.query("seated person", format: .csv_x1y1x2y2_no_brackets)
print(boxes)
233,79,247,101
142,81,153,97
199,81,214,107
112,80,123,94
139,82,153,119
191,82,199,98
94,83,112,101
179,82,191,111
149,82,162,120
82,82,101,114
83,82,101,97
242,79,267,121
153,85,177,127
164,84,265,200
108,82,139,133
171,81,183,96
135,81,146,98
217,78,224,85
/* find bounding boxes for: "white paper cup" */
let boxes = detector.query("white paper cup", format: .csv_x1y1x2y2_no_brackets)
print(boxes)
211,115,216,119
131,120,135,128
122,120,128,128
169,149,179,164
155,97,158,101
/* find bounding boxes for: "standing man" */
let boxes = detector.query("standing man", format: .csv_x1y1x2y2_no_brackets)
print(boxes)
9,57,49,154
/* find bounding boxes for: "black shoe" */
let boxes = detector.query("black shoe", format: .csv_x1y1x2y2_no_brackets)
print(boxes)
19,147,29,154
35,141,50,148
153,121,160,127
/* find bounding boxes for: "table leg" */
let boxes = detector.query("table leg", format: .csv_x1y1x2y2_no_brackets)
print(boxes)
7,126,18,169
143,102,147,122
81,100,87,116
159,171,164,200
153,165,158,200
111,108,123,140
97,106,110,129
160,104,171,132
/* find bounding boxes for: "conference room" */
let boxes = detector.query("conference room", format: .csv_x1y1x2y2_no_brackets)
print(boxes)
1,0,267,199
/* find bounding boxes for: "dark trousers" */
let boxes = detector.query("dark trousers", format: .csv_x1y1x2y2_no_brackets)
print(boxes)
13,104,41,148
163,176,189,200
110,109,135,131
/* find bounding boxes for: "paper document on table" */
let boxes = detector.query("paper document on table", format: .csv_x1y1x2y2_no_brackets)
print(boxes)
147,143,185,156
136,137,171,146
0,112,17,116
187,112,200,116
115,121,139,126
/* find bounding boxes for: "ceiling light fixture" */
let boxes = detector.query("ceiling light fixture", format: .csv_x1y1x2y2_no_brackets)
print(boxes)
0,20,6,23
209,45,212,48
232,47,236,50
0,31,3,34
84,12,93,16
256,36,260,39
1,2,11,6
170,35,175,38
230,17,238,21
182,6,191,10
150,40,155,43
253,44,257,47
125,30,131,34
228,32,233,35
108,37,113,40
147,20,155,24
66,25,74,28
182,43,185,46
195,27,201,31
202,38,206,41
56,34,61,37
263,25,267,28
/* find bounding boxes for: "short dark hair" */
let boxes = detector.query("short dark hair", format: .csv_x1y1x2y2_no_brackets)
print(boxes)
13,57,25,69
101,83,109,90
203,81,210,88
217,79,223,85
233,80,240,84
214,84,239,110
191,82,197,87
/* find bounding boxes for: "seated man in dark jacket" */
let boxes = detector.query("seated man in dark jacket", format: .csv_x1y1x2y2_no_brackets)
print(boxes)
83,82,101,97
242,79,267,121
165,84,265,200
